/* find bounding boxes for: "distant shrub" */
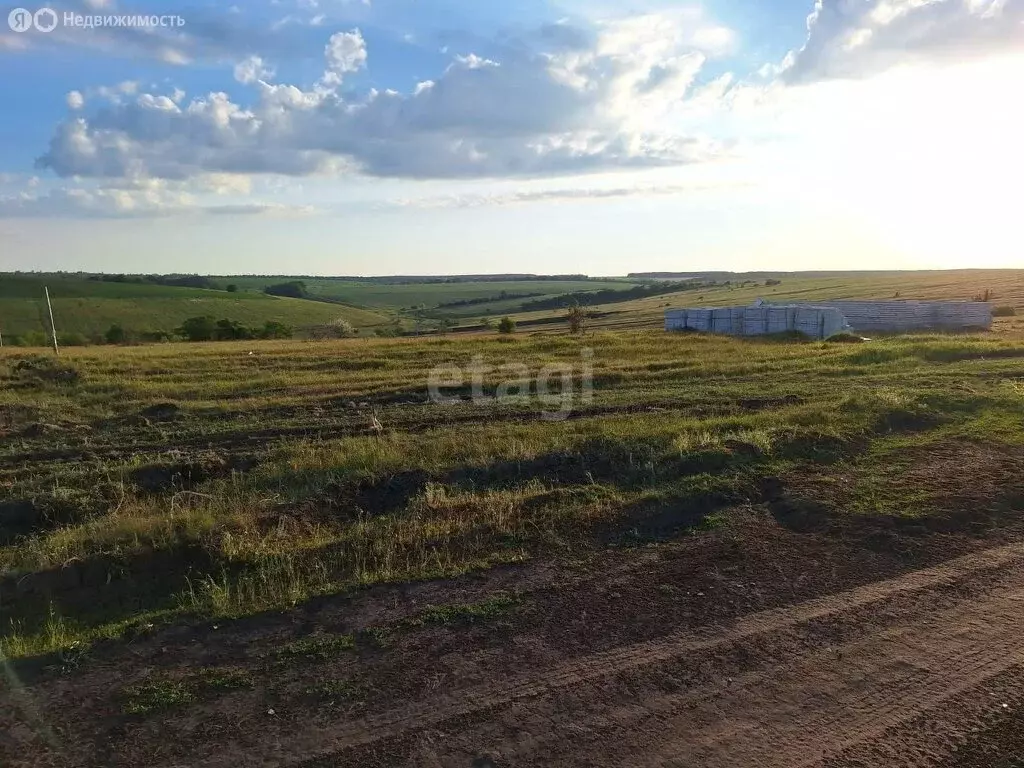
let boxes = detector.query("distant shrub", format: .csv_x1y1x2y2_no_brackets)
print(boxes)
309,318,356,339
58,332,89,347
19,331,50,348
105,324,128,344
973,288,994,302
259,321,294,340
993,305,1016,317
264,281,309,299
764,279,782,286
566,304,587,334
176,316,217,342
225,284,239,293
498,317,516,334
139,330,173,343
214,319,255,341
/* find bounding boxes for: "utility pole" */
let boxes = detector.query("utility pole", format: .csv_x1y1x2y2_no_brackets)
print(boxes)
44,287,59,356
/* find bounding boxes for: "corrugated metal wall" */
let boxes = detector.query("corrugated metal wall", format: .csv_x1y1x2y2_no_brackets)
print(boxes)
811,301,992,332
665,305,848,339
665,301,992,337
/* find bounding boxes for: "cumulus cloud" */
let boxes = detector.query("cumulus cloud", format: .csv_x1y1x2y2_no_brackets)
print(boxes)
324,30,367,74
784,0,1024,82
36,17,729,183
234,55,274,84
66,91,85,110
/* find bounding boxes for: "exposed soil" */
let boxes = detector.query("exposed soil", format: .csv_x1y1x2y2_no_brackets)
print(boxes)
5,506,1024,768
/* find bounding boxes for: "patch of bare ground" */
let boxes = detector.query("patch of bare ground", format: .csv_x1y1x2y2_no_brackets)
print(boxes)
6,502,1024,768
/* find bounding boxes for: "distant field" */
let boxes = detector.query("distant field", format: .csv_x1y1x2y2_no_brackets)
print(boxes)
220,277,638,310
503,269,1024,332
5,270,1024,343
0,275,389,338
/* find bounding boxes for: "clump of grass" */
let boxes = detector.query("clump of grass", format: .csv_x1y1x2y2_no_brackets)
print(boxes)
275,632,357,662
402,593,522,629
118,666,254,715
9,356,82,387
194,666,256,692
120,680,196,715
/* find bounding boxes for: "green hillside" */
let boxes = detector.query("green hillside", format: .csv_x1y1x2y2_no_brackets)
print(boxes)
0,275,388,339
220,277,638,310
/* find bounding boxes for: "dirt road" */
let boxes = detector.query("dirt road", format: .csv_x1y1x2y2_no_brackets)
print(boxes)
8,526,1024,768
284,542,1024,768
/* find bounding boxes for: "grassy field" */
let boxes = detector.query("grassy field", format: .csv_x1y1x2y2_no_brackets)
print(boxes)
0,275,389,339
6,293,1024,766
502,269,1024,332
6,270,1023,343
219,277,638,311
3,323,1024,658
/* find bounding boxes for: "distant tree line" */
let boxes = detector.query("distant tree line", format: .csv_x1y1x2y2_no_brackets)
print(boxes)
519,281,713,312
0,318,295,347
86,273,236,291
435,290,545,309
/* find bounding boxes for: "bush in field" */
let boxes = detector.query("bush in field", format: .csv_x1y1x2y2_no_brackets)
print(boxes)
259,321,293,339
566,304,587,334
105,324,128,344
226,284,239,293
58,332,89,347
993,305,1016,317
214,319,255,341
498,316,516,334
309,318,356,339
177,316,218,342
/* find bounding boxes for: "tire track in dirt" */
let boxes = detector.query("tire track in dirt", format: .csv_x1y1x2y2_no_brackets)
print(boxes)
209,541,1024,768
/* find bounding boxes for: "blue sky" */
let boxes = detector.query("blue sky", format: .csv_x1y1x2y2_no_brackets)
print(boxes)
1,0,1021,275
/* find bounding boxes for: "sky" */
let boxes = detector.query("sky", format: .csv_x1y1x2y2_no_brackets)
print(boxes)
0,0,1021,276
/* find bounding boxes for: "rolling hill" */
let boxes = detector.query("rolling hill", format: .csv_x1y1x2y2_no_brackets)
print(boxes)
0,274,389,341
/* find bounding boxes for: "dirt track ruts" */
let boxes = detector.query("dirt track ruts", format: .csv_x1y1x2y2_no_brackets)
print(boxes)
170,541,1024,768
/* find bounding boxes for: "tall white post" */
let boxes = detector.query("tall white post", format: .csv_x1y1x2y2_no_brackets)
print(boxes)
44,287,59,356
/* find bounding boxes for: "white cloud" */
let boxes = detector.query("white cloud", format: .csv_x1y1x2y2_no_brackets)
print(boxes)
37,17,731,183
324,30,367,75
784,0,1024,82
66,91,85,110
453,53,500,70
0,178,315,219
234,55,275,85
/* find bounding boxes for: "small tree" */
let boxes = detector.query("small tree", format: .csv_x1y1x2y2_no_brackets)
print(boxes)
498,316,516,334
260,320,293,339
177,316,217,342
566,303,586,334
214,319,254,340
105,323,127,344
226,284,239,293
328,318,357,338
